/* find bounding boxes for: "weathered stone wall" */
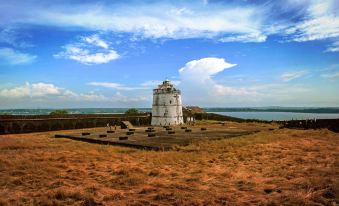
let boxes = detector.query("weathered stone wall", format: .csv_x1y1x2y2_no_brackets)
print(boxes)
193,113,268,123
279,118,339,132
0,114,151,134
194,113,339,133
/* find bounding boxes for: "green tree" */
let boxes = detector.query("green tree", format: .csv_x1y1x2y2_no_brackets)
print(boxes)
49,110,69,115
125,108,139,115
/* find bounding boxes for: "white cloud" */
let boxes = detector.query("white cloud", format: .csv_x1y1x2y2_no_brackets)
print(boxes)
54,34,120,65
87,82,145,90
179,57,236,77
0,47,36,65
281,70,308,82
285,0,339,51
0,82,150,108
246,83,313,105
54,45,119,65
175,58,320,106
88,80,181,90
219,32,267,43
0,27,33,48
291,16,339,42
321,71,339,80
0,82,61,97
4,2,266,42
78,92,109,101
82,34,109,49
0,83,31,97
88,82,122,89
30,82,61,96
0,1,338,46
110,91,149,103
77,91,149,104
178,57,257,105
325,40,339,52
213,84,256,96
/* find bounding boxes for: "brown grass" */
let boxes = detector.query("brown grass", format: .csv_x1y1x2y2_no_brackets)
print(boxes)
0,123,338,205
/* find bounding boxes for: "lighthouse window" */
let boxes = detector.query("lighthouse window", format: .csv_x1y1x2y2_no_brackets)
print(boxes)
169,100,172,104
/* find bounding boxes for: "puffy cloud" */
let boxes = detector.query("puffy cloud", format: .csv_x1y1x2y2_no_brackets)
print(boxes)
176,58,320,106
0,47,36,65
281,70,308,82
179,57,236,78
0,82,61,97
54,45,119,65
0,82,150,108
54,34,119,65
178,57,257,105
30,83,61,96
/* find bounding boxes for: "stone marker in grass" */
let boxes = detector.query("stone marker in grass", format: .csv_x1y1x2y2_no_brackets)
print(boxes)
119,136,128,140
148,133,156,137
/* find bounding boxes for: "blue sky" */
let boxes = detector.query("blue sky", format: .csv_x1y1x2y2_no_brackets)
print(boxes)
0,0,338,108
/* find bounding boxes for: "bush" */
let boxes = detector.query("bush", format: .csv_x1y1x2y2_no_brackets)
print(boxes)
125,108,139,115
49,110,69,115
0,112,11,115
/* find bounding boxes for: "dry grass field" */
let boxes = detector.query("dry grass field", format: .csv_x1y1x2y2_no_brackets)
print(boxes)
0,122,338,206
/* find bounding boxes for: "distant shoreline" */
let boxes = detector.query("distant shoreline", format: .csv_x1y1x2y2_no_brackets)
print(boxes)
204,107,339,114
1,107,339,115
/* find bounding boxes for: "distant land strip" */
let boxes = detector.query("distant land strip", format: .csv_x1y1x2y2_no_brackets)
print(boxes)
203,107,339,114
1,107,339,115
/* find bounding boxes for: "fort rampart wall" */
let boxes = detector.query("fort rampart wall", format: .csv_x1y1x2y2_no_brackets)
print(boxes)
1,112,338,134
0,114,151,134
194,113,339,132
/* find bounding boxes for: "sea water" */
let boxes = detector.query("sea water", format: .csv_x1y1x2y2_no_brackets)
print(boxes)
1,108,339,121
213,111,339,121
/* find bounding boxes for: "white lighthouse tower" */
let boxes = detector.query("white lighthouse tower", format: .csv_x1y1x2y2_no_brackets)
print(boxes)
151,80,184,126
